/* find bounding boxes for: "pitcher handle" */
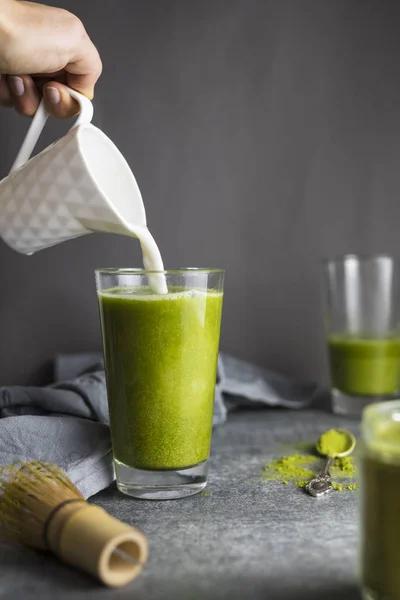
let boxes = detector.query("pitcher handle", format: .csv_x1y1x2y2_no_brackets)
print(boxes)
10,86,94,173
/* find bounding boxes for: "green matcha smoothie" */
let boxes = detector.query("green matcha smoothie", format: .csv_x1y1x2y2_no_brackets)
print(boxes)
360,403,400,599
98,286,223,471
328,334,400,396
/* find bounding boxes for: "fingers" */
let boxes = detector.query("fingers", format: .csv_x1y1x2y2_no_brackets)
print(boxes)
42,81,80,119
0,74,40,115
7,75,40,116
0,75,93,119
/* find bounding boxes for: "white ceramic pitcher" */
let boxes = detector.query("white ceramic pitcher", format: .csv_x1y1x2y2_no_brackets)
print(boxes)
0,87,147,254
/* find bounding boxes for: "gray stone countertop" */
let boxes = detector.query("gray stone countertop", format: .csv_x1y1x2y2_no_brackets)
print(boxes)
0,409,362,600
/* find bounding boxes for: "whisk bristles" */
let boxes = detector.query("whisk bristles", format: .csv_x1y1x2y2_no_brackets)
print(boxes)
0,461,84,550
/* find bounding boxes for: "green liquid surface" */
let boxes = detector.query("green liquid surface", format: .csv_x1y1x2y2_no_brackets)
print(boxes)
99,286,223,470
328,335,400,396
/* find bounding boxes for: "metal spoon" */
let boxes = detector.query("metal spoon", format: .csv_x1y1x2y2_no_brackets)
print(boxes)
305,429,356,498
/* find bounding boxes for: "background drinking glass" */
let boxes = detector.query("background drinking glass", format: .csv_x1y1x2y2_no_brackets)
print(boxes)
323,254,400,417
96,268,224,500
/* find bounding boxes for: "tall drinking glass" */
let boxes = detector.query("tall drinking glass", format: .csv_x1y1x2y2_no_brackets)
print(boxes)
359,401,400,600
324,254,400,417
95,268,224,499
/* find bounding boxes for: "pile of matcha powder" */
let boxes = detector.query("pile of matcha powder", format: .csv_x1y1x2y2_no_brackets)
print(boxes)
261,430,358,492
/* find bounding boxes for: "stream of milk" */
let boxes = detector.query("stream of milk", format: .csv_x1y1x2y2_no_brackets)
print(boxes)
134,226,168,294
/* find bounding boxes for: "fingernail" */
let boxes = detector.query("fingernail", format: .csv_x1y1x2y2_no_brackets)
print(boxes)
8,76,24,97
45,86,61,104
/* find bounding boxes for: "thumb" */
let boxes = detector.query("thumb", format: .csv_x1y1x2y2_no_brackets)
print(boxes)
42,82,81,119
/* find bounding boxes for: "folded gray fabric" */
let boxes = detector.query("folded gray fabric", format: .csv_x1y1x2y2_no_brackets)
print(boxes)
0,353,317,498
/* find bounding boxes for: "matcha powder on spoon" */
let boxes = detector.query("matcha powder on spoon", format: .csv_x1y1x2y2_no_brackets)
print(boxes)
316,429,353,457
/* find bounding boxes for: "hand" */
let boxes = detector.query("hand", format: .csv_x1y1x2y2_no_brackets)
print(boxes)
0,0,102,118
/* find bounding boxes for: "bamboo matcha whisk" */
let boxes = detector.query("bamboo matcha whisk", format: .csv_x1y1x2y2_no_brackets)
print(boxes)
0,461,149,587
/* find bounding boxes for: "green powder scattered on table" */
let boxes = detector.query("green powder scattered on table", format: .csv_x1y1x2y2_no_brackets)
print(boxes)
270,454,317,475
332,482,359,491
331,456,356,477
262,454,317,488
261,447,357,491
347,483,358,491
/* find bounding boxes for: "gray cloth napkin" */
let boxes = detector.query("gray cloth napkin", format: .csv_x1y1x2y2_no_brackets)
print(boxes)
0,352,317,498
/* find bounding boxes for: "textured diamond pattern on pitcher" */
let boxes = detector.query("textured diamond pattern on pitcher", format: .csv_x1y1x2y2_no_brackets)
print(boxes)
0,128,124,254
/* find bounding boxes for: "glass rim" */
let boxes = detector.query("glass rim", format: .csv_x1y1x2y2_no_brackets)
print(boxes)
323,252,397,266
362,400,400,457
95,267,225,275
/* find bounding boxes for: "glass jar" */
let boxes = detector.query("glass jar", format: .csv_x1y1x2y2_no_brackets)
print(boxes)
360,400,400,600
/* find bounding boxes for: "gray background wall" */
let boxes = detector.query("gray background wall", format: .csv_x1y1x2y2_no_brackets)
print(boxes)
0,0,400,385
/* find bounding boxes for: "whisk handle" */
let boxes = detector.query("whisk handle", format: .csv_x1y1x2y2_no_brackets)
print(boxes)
48,503,148,587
